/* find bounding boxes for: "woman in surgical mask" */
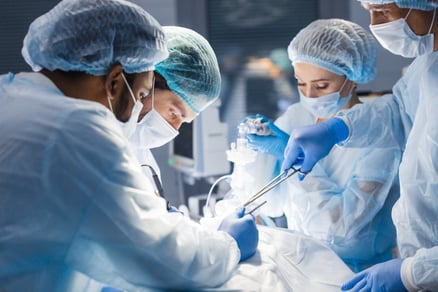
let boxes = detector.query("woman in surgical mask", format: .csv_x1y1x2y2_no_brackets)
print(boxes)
245,18,402,273
127,26,221,190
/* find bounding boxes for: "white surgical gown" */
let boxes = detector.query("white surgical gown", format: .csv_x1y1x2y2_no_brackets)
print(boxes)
0,72,239,291
338,51,438,290
256,102,401,272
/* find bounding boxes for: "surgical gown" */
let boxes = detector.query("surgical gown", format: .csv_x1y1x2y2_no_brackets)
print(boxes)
337,51,438,289
256,102,401,272
0,72,240,291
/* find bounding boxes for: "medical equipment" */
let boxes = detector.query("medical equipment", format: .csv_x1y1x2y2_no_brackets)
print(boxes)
218,123,258,209
243,116,272,136
244,200,267,215
243,166,304,207
168,100,229,178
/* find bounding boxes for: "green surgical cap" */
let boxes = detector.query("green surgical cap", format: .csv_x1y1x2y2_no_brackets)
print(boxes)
357,0,437,10
288,19,377,84
155,26,221,114
22,0,168,75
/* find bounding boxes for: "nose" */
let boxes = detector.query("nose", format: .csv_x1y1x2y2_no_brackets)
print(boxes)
369,10,380,25
170,119,183,130
302,85,316,98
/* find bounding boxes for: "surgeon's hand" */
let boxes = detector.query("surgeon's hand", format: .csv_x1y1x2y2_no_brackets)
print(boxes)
247,120,289,161
341,259,407,292
281,117,348,179
218,207,259,261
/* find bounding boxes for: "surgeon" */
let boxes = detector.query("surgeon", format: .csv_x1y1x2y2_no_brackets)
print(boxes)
280,0,438,291
0,0,258,291
128,26,220,193
245,19,401,272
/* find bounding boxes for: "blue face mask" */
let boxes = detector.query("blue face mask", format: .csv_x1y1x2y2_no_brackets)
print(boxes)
299,78,352,119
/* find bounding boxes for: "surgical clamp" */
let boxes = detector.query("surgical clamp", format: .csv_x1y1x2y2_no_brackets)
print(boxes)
243,167,305,207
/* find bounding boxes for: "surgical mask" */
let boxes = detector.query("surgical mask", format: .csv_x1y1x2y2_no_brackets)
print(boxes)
130,82,179,149
107,73,144,139
369,8,436,58
299,78,352,119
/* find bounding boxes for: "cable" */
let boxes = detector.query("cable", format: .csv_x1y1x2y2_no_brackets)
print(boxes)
204,174,232,217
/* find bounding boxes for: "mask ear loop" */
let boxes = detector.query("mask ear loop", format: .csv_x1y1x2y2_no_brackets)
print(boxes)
150,75,156,111
339,77,355,100
404,8,413,21
428,8,437,35
107,96,114,113
121,72,137,103
338,77,349,94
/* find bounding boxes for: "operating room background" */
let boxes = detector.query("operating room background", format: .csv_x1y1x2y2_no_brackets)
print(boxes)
0,0,411,215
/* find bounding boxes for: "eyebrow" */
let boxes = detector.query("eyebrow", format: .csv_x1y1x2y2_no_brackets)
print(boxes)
296,77,331,83
361,3,392,11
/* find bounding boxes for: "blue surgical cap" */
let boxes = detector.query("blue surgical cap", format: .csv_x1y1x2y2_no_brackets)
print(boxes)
22,0,168,75
155,26,221,114
357,0,437,10
288,19,377,84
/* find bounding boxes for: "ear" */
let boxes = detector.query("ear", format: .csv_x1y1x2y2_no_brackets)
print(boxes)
105,64,124,99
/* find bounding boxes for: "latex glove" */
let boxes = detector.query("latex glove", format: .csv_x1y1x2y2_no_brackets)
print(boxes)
247,121,289,161
281,117,348,180
218,207,259,261
341,259,407,292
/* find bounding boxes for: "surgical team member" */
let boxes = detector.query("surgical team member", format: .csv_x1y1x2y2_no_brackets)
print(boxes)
128,26,220,187
246,19,401,272
0,0,258,291
281,0,438,291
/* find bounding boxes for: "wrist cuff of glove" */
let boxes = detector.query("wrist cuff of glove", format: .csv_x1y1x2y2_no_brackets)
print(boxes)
325,117,349,145
400,257,419,291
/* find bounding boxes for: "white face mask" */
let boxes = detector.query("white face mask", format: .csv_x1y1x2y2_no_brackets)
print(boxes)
369,8,436,58
129,82,179,149
299,78,352,119
107,73,144,139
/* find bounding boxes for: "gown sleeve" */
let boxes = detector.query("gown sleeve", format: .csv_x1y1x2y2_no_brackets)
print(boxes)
44,107,239,290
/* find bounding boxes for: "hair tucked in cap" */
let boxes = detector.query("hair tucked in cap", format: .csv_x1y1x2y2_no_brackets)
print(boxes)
22,0,168,75
155,26,221,114
357,0,437,10
288,18,378,84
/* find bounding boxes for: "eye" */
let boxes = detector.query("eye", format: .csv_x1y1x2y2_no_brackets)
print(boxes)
313,84,329,90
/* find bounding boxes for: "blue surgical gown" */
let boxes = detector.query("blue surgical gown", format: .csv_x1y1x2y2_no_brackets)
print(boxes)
337,51,438,289
255,102,401,272
0,72,239,291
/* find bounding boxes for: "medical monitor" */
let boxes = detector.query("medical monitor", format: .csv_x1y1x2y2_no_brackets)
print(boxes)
168,102,230,178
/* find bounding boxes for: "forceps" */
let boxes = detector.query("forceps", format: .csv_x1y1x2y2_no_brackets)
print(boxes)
243,167,306,208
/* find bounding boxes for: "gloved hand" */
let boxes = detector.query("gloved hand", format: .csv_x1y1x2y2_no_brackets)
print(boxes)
218,207,259,261
101,287,123,292
247,121,289,161
341,258,407,292
168,205,184,215
281,117,348,180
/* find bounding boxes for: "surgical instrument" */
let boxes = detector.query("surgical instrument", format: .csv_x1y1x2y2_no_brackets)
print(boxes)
245,200,267,215
243,167,305,207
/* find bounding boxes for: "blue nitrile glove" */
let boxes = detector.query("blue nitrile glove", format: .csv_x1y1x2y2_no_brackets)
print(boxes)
281,117,348,180
218,207,259,261
341,259,407,292
247,121,289,161
101,287,123,292
168,205,184,215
